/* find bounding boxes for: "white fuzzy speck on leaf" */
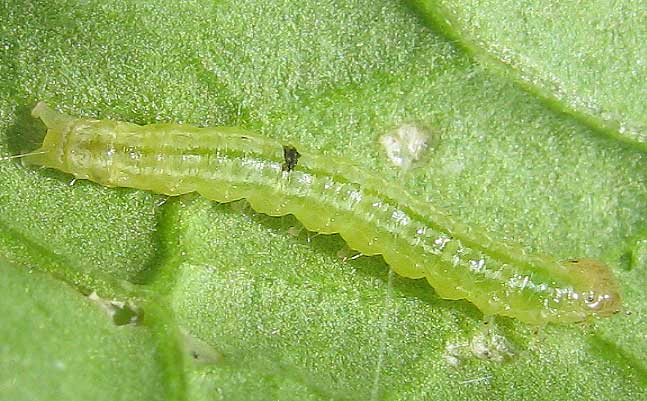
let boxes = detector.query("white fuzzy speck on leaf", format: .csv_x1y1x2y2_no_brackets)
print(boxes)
380,123,434,170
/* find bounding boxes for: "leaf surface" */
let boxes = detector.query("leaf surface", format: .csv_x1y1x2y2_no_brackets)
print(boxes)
1,1,645,400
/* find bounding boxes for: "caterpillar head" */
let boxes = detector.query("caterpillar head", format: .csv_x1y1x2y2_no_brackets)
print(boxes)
562,259,622,318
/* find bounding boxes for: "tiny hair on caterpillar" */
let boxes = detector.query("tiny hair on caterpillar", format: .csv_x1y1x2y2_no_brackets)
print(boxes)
7,102,623,325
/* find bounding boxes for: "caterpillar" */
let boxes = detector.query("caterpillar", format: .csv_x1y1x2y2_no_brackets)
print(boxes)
18,102,622,325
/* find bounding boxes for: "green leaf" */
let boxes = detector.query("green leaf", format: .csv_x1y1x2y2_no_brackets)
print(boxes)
409,0,647,149
1,1,645,400
0,258,170,401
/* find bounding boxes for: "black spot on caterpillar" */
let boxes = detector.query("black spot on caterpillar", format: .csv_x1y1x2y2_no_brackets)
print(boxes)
18,102,623,325
282,145,301,172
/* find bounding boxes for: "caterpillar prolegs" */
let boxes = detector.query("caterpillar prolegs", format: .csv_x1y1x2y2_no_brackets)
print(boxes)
21,102,622,325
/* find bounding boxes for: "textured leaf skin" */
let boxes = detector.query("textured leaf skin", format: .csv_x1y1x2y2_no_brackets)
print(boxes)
26,102,621,325
408,0,647,151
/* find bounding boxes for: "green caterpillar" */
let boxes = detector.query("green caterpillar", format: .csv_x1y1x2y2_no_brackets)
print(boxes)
22,102,621,325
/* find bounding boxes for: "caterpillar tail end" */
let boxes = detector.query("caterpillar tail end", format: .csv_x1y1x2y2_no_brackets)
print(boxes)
23,102,74,168
31,102,75,131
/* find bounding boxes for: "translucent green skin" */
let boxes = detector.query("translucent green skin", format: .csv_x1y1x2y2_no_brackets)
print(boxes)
26,102,622,325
